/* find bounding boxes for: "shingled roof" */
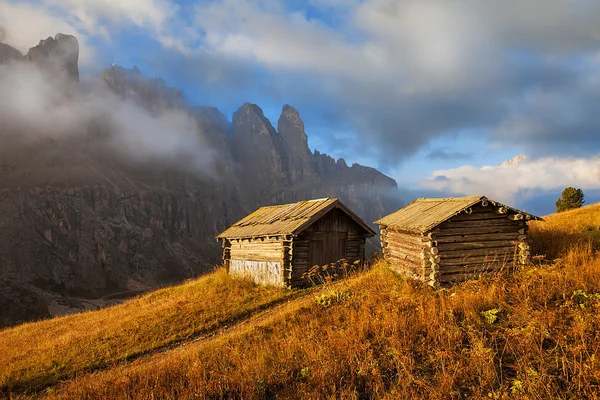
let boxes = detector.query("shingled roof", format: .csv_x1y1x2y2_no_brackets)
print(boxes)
217,198,376,240
375,196,542,233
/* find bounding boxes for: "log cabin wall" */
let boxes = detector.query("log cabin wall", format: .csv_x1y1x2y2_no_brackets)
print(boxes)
290,208,368,286
227,237,286,287
380,226,427,280
430,203,528,284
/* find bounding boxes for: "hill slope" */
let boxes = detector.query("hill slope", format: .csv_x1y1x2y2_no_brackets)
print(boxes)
3,204,600,399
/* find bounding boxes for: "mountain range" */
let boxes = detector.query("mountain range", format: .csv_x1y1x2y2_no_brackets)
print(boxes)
0,34,400,327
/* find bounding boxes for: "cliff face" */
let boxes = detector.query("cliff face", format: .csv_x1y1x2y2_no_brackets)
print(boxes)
0,34,401,327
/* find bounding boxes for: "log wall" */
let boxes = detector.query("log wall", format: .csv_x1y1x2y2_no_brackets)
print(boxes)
226,237,286,287
380,227,427,280
431,203,529,284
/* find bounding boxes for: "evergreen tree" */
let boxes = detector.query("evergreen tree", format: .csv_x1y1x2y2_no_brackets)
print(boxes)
555,187,585,212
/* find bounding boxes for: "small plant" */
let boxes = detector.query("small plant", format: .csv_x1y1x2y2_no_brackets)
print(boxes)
570,289,600,308
510,380,523,394
300,367,310,378
314,291,352,308
481,308,500,324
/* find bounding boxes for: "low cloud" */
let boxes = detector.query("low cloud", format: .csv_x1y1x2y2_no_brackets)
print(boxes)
425,149,473,161
0,60,217,173
421,155,600,206
4,0,600,170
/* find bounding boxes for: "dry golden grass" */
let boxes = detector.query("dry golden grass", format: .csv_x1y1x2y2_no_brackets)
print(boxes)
529,202,600,259
0,268,299,396
41,251,600,399
6,204,600,399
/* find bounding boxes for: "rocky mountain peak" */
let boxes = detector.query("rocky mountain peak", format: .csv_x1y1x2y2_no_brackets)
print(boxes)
0,33,401,327
0,43,25,64
102,65,185,112
232,102,279,137
278,104,307,143
26,33,79,81
499,154,528,167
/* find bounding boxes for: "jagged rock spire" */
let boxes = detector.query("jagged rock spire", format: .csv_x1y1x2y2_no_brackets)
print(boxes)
26,33,79,81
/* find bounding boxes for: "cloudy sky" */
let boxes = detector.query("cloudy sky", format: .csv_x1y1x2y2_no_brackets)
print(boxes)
2,0,600,214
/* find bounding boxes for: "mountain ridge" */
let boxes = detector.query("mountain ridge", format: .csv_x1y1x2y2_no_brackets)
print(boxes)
0,33,400,327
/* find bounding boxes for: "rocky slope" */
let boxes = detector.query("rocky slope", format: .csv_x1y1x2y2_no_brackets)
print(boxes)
0,34,400,327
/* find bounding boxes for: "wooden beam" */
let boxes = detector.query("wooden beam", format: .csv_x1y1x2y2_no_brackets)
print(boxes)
437,240,520,251
433,233,526,244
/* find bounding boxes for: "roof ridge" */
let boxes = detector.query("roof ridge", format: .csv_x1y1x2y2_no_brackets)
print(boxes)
216,198,374,239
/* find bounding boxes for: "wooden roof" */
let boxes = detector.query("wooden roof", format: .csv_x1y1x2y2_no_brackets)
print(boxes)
217,198,376,240
375,195,542,233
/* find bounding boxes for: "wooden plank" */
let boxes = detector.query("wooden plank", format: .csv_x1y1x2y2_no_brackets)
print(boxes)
440,263,505,274
439,255,515,267
386,231,422,241
386,238,423,250
433,225,523,236
449,213,509,222
388,248,421,263
293,252,309,261
437,240,521,251
434,233,524,244
438,219,524,229
389,258,421,273
440,246,517,259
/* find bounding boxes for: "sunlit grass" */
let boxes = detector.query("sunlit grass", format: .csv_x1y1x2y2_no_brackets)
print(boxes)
0,268,297,395
5,204,600,399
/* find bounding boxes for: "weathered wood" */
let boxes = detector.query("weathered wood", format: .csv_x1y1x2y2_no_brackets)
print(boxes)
385,239,424,253
449,213,509,222
388,248,421,263
386,231,424,246
439,255,515,267
437,240,520,251
440,247,517,259
433,225,523,236
438,219,523,229
433,232,525,244
389,258,422,276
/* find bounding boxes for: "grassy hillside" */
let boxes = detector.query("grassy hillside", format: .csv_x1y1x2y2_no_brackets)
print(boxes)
4,204,600,399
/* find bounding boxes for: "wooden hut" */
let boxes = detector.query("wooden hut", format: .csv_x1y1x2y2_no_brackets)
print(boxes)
374,196,542,287
217,198,375,288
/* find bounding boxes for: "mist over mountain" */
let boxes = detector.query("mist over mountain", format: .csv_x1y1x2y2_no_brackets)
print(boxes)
0,34,400,327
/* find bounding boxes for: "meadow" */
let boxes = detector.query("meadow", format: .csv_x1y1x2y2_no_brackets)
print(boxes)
3,204,600,399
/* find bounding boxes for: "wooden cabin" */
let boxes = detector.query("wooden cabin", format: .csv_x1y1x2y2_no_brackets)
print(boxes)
375,196,542,287
217,198,375,288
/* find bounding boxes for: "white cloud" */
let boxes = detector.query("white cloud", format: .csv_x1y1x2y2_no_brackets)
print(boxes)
0,61,216,171
0,0,178,65
0,1,96,65
422,155,600,204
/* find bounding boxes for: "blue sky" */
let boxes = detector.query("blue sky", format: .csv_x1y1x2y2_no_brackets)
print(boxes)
3,0,600,215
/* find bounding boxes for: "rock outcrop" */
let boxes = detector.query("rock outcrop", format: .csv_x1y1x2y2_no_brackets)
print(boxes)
0,35,401,327
27,33,79,81
0,43,24,64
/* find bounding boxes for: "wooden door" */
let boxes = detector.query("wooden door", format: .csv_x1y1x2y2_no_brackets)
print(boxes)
309,232,348,267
